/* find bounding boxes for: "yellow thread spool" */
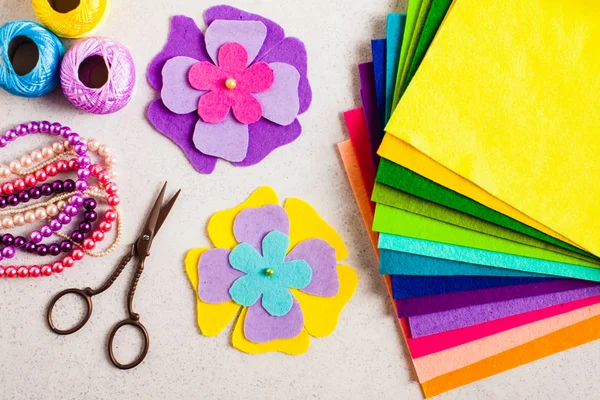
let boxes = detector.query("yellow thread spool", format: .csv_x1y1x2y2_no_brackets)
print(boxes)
32,0,111,39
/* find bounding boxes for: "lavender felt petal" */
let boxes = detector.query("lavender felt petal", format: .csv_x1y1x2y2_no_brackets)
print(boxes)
233,204,290,252
204,6,285,62
192,113,249,162
243,297,304,343
233,118,301,167
254,62,300,126
147,16,210,91
408,282,600,338
259,37,311,114
286,239,339,297
205,20,267,66
161,56,205,114
198,248,244,303
147,100,217,174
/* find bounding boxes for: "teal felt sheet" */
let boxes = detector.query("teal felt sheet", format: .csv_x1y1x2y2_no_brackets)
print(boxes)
385,14,406,121
379,233,600,282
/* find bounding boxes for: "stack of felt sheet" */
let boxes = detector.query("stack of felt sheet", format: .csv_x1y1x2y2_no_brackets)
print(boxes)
339,0,600,397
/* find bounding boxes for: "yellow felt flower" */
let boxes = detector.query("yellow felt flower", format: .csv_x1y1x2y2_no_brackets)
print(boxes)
184,187,358,354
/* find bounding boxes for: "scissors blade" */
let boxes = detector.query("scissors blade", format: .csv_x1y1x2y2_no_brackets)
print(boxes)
141,182,167,240
153,189,181,235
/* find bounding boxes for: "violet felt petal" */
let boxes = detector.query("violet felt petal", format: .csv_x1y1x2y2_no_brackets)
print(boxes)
259,37,311,114
147,15,210,91
244,297,304,343
233,118,302,167
161,57,205,114
192,113,249,162
205,20,266,66
204,6,285,62
254,62,300,126
286,239,339,297
233,205,290,252
147,100,218,174
198,248,244,303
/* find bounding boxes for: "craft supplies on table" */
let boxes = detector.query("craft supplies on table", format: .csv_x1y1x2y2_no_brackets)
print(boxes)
339,0,600,397
48,182,180,370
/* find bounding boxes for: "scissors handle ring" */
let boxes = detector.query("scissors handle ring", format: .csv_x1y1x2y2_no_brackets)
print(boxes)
47,288,93,335
107,319,150,370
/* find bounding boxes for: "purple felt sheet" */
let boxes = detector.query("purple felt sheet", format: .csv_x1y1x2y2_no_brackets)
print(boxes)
395,279,596,317
358,62,380,164
408,282,600,337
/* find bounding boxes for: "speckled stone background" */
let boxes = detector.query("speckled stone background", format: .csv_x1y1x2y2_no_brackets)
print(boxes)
1,1,599,399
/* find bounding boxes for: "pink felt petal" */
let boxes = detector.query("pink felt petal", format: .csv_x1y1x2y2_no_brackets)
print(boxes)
286,239,339,297
233,205,290,253
240,62,274,93
217,42,249,74
234,118,302,167
148,16,210,91
198,248,244,303
243,297,304,343
198,90,232,123
232,91,263,124
147,100,218,174
192,113,249,162
161,56,205,115
259,37,311,114
188,61,226,91
254,62,300,126
205,20,267,66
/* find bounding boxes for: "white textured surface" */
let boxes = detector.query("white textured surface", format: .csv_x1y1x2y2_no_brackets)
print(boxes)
0,1,599,399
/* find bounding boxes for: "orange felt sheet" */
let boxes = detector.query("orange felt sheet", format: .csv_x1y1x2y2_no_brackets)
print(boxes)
339,138,600,397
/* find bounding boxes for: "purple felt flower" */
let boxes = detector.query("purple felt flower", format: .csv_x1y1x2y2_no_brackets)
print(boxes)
147,6,312,174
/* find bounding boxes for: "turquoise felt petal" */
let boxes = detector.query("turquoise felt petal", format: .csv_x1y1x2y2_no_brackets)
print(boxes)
262,231,289,265
279,260,312,289
229,242,265,273
229,275,263,306
262,284,294,316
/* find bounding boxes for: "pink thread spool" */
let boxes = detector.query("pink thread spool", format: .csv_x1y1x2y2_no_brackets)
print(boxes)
60,36,136,114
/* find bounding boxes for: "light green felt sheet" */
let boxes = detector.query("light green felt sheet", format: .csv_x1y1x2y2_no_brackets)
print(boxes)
392,0,422,110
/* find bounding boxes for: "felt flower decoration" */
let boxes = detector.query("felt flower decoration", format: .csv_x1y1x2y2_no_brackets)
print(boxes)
147,6,312,174
185,187,358,354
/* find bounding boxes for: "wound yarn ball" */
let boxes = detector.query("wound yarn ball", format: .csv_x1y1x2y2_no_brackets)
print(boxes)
0,20,65,98
32,0,111,39
60,36,136,115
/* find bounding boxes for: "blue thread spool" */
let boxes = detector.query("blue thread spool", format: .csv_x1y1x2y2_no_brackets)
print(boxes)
0,21,65,97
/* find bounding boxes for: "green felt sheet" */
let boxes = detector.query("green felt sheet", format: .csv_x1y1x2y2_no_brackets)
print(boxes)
372,183,598,264
379,234,600,282
392,0,422,110
375,158,594,258
373,204,600,269
402,0,453,93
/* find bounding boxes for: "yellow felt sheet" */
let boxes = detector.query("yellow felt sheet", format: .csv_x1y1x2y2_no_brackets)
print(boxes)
385,0,600,256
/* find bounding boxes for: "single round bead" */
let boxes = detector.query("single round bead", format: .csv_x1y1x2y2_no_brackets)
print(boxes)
98,172,110,184
57,200,67,210
108,195,120,206
79,222,92,233
35,208,47,220
63,179,75,192
50,122,62,135
30,231,43,243
14,236,26,248
40,184,52,196
84,211,97,222
5,267,16,278
41,265,52,276
46,204,59,216
56,160,68,172
105,182,118,195
36,245,48,256
77,169,91,180
0,267,4,278
6,195,18,207
45,165,58,177
51,181,63,193
50,220,62,232
17,267,28,278
74,143,87,155
52,143,65,154
99,221,112,233
98,145,110,157
58,126,71,137
19,155,33,168
69,193,84,206
17,191,30,203
57,213,71,225
2,183,14,195
72,249,84,261
29,266,41,277
41,226,53,238
226,77,236,89
52,263,64,273
104,209,117,222
105,156,116,166
77,156,90,167
0,165,10,178
0,198,7,209
49,244,61,256
2,246,15,259
41,147,54,159
92,230,104,242
83,198,97,210
60,241,73,253
83,239,95,250
25,243,36,253
6,130,17,141
2,234,13,245
68,133,81,145
12,214,24,226
9,160,21,173
1,217,14,229
71,231,84,243
13,179,25,191
40,121,51,133
76,180,88,191
16,124,28,136
0,138,7,148
87,139,99,151
62,256,74,268
65,205,78,217
30,150,43,163
27,121,40,134
24,175,36,187
34,170,47,182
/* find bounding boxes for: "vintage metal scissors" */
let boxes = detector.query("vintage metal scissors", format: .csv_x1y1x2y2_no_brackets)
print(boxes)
47,182,180,370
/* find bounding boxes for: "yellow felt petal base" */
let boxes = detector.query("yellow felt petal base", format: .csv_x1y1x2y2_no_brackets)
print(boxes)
232,307,311,355
185,248,242,337
207,186,279,250
292,265,359,337
285,198,348,261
